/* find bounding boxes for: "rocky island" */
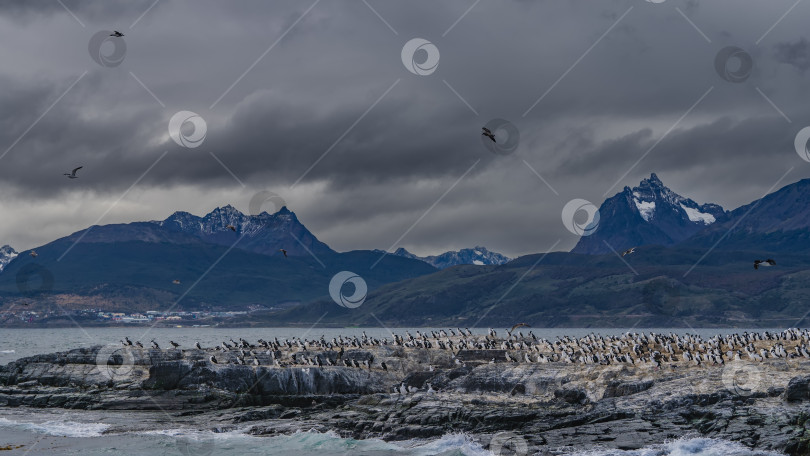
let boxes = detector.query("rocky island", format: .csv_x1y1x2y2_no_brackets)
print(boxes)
2,329,810,455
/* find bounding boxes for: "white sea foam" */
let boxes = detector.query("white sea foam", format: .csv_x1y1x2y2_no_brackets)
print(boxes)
141,429,491,455
405,433,491,456
563,436,785,456
140,427,257,441
0,417,110,437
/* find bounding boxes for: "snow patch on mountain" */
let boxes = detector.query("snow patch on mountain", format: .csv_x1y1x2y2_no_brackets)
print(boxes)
634,199,656,222
0,245,17,273
680,204,716,225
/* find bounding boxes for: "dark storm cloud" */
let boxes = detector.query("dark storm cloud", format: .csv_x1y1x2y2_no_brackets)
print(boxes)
774,38,810,73
0,0,161,24
0,0,809,256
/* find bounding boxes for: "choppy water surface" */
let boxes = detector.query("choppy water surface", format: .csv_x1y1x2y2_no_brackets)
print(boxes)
0,410,785,456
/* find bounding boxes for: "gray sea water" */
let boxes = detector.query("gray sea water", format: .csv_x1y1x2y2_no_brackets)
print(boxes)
0,327,788,456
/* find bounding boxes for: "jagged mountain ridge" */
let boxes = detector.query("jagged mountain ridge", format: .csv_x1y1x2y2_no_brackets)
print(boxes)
391,246,510,269
154,205,333,257
572,174,727,254
55,204,330,259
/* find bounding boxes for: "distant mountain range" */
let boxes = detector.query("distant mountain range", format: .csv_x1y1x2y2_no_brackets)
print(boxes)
389,246,510,269
251,174,810,327
4,173,810,327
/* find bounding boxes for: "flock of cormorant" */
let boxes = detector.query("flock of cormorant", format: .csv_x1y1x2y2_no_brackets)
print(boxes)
118,327,810,375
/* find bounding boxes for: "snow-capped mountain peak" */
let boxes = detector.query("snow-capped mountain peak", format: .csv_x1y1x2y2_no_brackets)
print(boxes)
626,173,724,226
572,173,727,254
155,205,332,257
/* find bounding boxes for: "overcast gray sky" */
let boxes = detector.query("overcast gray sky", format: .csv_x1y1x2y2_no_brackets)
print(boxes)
0,0,808,257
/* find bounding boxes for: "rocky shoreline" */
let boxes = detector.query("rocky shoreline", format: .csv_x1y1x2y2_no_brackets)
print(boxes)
1,333,810,455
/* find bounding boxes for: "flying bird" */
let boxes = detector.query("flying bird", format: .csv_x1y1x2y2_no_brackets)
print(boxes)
29,251,37,258
754,259,776,270
226,225,236,232
172,279,181,285
110,31,124,37
622,247,636,257
64,167,82,179
279,249,287,258
481,127,496,142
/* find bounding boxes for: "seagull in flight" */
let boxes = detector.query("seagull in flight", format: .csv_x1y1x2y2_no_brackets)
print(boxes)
29,251,38,258
481,127,496,142
754,259,776,270
172,279,181,285
279,249,287,258
226,225,236,232
110,31,124,37
622,247,636,257
64,167,82,179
